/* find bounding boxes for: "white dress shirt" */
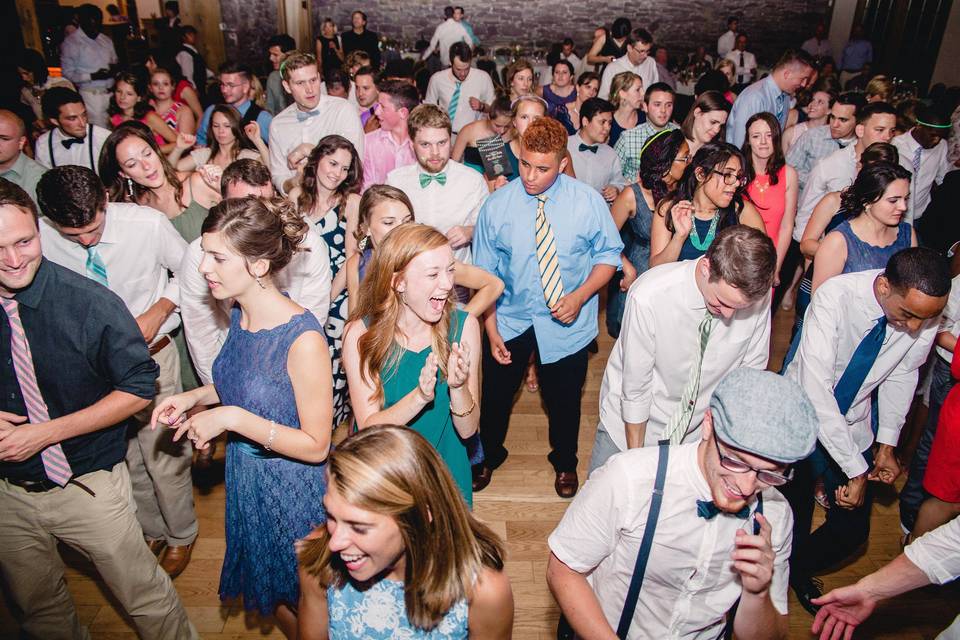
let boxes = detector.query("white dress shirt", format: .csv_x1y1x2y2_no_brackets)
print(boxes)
794,143,857,242
174,44,212,88
785,269,937,478
424,68,496,135
39,203,186,337
724,49,757,85
892,131,951,223
599,259,771,451
936,274,960,361
34,125,110,172
421,18,471,67
904,517,960,637
802,37,832,58
599,55,659,101
717,30,737,58
60,29,117,91
387,159,488,264
566,133,626,194
562,52,584,76
268,96,365,193
178,227,332,384
549,443,792,639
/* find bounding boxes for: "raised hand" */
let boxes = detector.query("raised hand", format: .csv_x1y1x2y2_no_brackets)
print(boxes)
417,352,439,403
671,200,695,239
731,512,776,596
447,342,471,389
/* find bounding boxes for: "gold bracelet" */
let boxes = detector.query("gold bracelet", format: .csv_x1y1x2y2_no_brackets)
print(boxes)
450,394,476,417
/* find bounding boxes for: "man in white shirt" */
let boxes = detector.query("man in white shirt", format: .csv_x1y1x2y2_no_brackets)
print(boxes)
35,166,197,578
180,160,331,385
59,4,118,128
599,28,658,101
549,367,818,640
801,23,832,59
794,101,897,242
175,26,210,104
560,38,583,77
421,6,471,68
387,104,487,264
717,16,738,58
566,98,625,202
268,52,364,194
590,225,775,471
782,248,950,614
424,42,496,138
891,106,953,223
34,88,109,173
725,34,758,88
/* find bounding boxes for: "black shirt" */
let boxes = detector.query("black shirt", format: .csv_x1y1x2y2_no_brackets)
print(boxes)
0,259,159,481
341,28,381,70
317,35,343,76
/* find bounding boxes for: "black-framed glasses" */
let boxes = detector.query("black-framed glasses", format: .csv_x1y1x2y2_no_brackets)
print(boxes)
710,169,748,187
714,437,793,486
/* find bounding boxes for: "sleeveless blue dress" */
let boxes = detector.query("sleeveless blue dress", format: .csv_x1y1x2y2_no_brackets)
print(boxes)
836,219,912,273
327,578,468,639
607,183,654,337
213,306,329,614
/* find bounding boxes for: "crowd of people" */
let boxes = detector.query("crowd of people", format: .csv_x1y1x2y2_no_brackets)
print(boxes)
2,2,960,639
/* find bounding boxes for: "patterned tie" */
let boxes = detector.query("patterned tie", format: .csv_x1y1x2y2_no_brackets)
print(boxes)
1,298,74,485
85,246,108,287
296,109,320,123
448,81,462,122
834,316,887,416
419,172,447,188
535,194,565,308
912,146,923,179
663,310,715,444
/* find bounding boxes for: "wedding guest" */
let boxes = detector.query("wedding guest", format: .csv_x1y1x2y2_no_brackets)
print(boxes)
586,17,631,74
175,26,210,104
153,196,333,639
504,59,536,102
451,95,513,174
353,66,380,129
315,18,344,78
607,71,645,147
891,105,952,223
802,22,833,59
424,43,496,141
598,28,657,101
421,6,471,68
839,24,873,87
566,98,625,202
542,60,577,120
108,72,178,153
195,62,272,147
341,10,381,70
717,16,738,58
785,91,862,190
16,48,75,126
724,33,757,89
148,66,196,136
782,80,836,153
34,88,109,172
168,105,268,172
362,79,420,189
297,426,513,637
0,110,46,206
145,50,203,123
60,4,118,128
681,90,730,155
266,34,297,115
556,71,601,135
614,82,679,181
343,224,482,504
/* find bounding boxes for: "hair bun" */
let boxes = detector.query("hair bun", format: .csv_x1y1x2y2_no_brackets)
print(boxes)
268,196,309,249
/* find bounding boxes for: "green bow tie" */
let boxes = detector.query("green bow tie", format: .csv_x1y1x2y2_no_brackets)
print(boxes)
419,172,447,188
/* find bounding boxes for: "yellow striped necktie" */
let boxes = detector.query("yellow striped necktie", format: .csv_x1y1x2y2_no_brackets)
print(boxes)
535,194,564,308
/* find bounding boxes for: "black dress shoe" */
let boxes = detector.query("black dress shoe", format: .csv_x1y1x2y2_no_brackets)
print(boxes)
791,576,824,616
554,471,579,498
472,465,493,492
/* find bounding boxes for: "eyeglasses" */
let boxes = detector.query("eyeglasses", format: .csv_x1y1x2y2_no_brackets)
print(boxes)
713,437,793,486
673,155,692,165
711,169,748,187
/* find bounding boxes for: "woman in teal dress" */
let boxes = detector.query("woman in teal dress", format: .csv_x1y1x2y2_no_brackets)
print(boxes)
342,224,481,506
297,426,513,639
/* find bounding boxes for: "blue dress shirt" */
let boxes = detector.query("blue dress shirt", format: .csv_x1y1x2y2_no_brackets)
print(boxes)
473,174,623,363
196,100,272,146
840,40,873,72
725,76,789,148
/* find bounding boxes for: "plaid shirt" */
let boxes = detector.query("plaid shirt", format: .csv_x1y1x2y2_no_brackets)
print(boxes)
614,121,680,182
785,124,849,191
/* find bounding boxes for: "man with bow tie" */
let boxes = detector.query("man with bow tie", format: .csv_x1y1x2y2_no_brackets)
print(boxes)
386,104,487,266
33,88,109,173
548,367,817,640
565,97,626,203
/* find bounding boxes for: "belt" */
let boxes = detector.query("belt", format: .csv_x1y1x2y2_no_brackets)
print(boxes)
149,335,171,356
6,476,97,496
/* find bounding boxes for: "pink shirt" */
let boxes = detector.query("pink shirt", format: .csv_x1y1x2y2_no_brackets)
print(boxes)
361,128,416,191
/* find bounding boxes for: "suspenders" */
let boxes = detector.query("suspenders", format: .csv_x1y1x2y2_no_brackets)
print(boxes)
48,124,95,171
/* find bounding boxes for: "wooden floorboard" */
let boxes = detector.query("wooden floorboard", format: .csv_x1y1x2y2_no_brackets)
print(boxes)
1,305,958,638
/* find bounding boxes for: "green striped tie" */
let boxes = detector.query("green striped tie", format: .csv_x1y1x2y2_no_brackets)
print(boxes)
448,81,462,122
535,194,564,308
662,310,714,444
85,245,109,287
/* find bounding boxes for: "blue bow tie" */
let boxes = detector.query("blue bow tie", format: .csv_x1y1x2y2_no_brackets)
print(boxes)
296,109,320,122
696,499,749,520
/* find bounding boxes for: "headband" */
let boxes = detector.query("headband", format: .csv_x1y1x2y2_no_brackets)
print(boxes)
640,128,674,157
916,119,951,130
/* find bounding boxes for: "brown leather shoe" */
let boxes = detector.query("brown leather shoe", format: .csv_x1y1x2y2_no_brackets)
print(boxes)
145,537,167,557
554,471,579,498
472,465,493,492
160,542,194,578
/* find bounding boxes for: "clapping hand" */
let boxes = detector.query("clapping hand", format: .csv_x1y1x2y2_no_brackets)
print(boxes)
447,342,471,389
417,352,439,403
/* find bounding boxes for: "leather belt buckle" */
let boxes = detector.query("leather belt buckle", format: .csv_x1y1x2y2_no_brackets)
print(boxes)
149,335,171,356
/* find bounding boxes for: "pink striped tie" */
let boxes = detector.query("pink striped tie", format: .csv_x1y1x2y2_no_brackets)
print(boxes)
1,297,73,485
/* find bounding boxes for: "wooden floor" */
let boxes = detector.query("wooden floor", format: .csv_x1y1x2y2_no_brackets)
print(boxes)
2,305,959,639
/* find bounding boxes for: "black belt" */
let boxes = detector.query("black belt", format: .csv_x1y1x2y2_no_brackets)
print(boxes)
6,476,96,496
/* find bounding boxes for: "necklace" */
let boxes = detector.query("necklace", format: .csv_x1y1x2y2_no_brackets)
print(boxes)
689,209,720,251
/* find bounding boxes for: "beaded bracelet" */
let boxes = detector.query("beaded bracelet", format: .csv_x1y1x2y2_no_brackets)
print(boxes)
264,421,277,451
450,395,476,417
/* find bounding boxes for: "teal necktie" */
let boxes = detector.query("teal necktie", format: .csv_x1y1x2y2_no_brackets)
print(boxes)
85,245,109,287
419,172,447,188
448,81,462,122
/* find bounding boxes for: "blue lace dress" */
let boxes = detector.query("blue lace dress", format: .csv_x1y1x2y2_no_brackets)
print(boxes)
327,578,468,639
213,306,328,614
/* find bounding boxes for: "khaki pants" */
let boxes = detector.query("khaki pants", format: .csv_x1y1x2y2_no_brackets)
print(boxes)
0,463,198,640
128,340,198,546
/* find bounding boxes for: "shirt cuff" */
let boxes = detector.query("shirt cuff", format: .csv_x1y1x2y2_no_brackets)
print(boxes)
875,426,900,448
839,453,869,479
620,398,650,425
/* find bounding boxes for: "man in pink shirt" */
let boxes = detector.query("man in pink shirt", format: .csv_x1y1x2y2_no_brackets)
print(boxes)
361,79,420,190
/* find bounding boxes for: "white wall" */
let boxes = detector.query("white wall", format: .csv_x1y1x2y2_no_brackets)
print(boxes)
828,0,857,63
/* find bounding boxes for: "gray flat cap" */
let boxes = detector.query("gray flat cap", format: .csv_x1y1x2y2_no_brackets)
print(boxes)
709,368,818,464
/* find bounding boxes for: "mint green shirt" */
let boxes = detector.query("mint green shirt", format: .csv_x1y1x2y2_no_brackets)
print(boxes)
1,153,46,208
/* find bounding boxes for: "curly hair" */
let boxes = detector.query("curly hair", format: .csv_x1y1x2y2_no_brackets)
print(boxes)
296,135,362,218
520,116,567,158
639,129,687,205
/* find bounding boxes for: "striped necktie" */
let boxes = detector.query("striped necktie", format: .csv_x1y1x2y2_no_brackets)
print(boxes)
662,310,715,444
912,146,923,179
1,298,74,485
535,194,564,308
448,81,462,122
85,245,108,287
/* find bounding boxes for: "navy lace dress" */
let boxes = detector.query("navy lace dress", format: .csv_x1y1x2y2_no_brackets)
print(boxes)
213,306,328,614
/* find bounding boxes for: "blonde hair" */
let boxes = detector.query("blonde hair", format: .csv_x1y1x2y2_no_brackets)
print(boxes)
299,425,505,629
349,223,459,405
406,103,452,140
865,75,894,103
609,71,641,108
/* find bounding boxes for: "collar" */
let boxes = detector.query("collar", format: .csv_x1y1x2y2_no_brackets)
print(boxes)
234,99,253,115
529,174,564,201
183,43,198,53
448,68,471,83
419,161,450,177
575,132,599,148
10,257,52,310
0,152,28,178
762,75,788,101
684,258,709,310
865,273,886,319
682,442,714,502
378,128,410,148
98,205,119,245
899,129,922,152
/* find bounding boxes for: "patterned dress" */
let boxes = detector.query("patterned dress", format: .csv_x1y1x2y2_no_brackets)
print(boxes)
313,205,351,427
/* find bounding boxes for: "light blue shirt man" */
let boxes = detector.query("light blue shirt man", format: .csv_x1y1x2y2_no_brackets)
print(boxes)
725,75,790,148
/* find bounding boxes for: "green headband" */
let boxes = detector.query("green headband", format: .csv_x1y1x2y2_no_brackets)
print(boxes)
916,119,951,130
640,128,673,157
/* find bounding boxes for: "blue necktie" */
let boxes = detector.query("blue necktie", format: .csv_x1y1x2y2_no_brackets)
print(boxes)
696,500,749,520
296,109,319,122
85,245,109,287
833,316,888,416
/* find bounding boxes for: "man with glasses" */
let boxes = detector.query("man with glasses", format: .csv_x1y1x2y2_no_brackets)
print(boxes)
598,28,658,102
781,247,950,615
589,225,775,471
548,367,818,639
195,62,272,146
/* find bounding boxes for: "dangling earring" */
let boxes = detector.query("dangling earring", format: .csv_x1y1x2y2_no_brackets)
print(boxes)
255,276,266,289
358,234,369,251
126,177,134,197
